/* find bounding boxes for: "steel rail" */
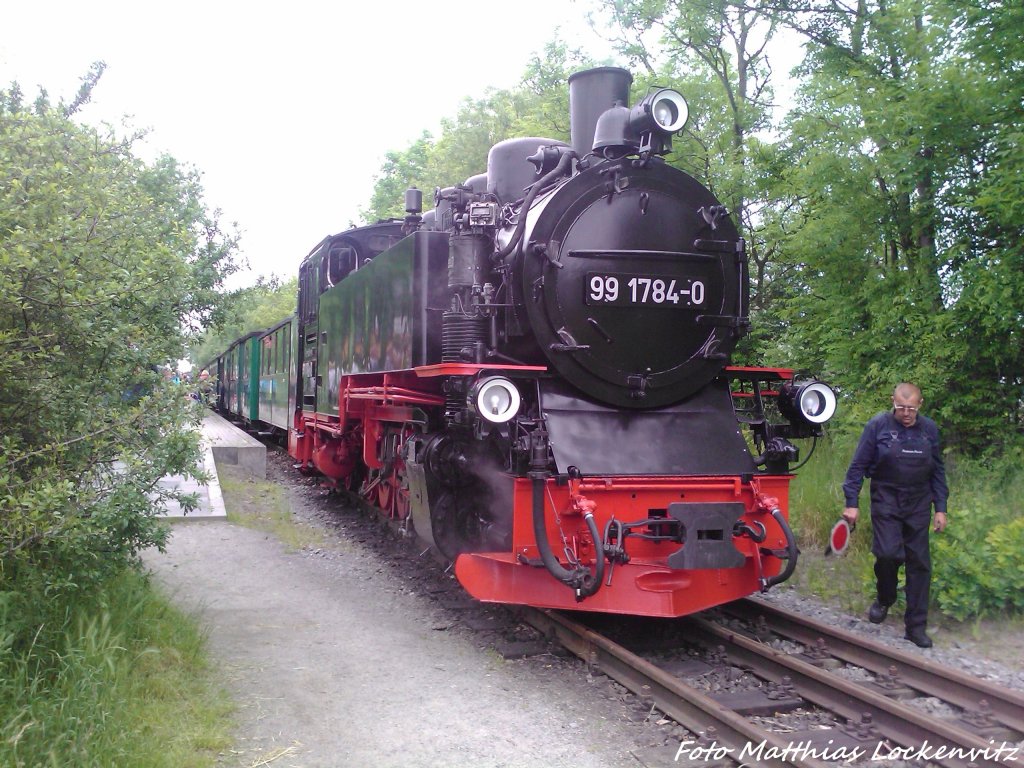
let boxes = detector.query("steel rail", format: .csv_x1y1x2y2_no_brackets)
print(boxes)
521,608,831,768
727,598,1024,733
688,616,1017,768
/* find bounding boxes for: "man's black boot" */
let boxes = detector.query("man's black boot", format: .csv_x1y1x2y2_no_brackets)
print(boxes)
904,627,933,648
868,601,889,624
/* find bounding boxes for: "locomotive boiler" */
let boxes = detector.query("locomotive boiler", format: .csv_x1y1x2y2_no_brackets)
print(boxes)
227,67,835,617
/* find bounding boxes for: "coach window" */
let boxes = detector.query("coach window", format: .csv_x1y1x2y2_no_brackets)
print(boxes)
327,244,356,286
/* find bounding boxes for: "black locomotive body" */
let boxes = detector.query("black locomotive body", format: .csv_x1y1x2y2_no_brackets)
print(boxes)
220,66,835,617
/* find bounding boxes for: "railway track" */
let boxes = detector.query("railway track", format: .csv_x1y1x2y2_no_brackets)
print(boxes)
521,602,1024,768
725,598,1024,735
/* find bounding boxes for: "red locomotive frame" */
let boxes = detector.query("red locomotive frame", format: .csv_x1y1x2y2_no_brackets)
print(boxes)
288,363,799,618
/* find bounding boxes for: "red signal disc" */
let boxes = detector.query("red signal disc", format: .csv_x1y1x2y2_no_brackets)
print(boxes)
829,519,852,555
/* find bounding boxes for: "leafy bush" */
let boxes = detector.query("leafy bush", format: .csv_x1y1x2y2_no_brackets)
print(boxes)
1,70,236,764
933,505,1024,620
1,72,236,650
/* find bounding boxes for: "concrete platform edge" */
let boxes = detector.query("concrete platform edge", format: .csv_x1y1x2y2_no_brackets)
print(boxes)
202,438,228,519
156,420,232,521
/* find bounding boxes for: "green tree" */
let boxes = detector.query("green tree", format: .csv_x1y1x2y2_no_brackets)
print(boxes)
361,39,592,221
190,276,297,366
0,68,238,648
941,0,1024,444
362,131,435,222
767,0,1023,449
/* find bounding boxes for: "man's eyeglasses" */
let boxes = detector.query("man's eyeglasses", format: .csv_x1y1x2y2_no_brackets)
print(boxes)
893,405,919,413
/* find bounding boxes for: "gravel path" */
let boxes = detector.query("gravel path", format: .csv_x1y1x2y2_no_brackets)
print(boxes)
144,456,683,768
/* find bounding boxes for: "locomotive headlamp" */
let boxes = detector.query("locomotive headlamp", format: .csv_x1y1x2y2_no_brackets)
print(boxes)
630,88,689,136
468,377,521,424
780,381,837,425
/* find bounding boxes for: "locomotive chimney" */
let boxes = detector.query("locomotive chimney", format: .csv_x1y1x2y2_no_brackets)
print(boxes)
568,67,633,159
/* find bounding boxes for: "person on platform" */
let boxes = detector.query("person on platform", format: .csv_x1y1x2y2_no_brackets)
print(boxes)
841,382,949,648
194,369,212,404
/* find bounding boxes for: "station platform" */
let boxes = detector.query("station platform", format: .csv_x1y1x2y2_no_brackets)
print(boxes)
157,412,266,520
202,411,267,479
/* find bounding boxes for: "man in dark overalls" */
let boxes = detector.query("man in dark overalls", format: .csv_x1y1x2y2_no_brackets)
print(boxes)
841,383,949,648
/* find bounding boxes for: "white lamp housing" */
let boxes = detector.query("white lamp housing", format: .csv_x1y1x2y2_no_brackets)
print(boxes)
792,381,837,424
468,377,521,424
649,89,689,132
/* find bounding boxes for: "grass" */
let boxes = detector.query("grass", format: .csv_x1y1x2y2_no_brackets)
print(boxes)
218,466,329,552
0,570,233,768
0,457,335,767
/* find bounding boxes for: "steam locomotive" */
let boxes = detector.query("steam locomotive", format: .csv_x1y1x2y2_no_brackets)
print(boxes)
210,67,835,617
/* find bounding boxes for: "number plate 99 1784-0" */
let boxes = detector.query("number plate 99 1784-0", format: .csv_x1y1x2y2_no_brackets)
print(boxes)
585,272,706,307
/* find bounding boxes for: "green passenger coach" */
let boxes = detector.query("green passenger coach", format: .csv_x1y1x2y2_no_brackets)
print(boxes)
258,317,293,431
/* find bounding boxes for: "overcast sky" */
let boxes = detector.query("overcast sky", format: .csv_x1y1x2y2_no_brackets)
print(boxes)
2,0,618,286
